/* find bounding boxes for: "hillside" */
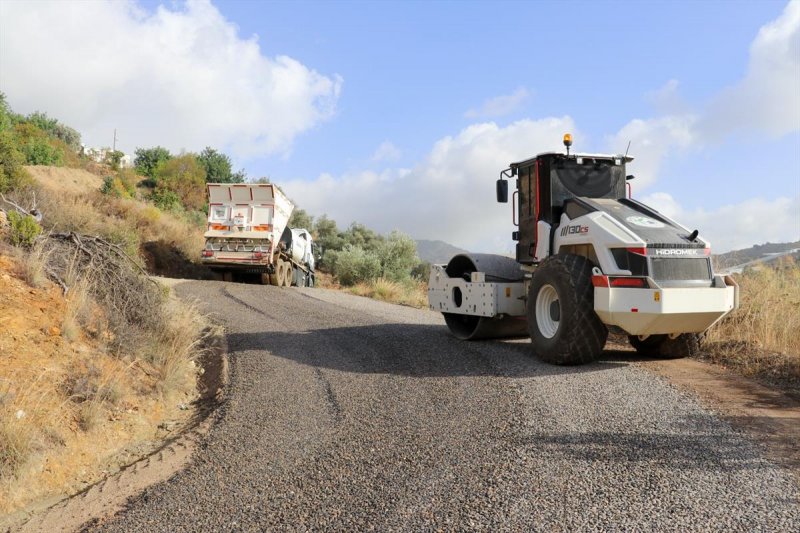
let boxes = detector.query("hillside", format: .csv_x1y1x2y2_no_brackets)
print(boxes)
714,241,800,271
24,165,211,280
415,239,469,264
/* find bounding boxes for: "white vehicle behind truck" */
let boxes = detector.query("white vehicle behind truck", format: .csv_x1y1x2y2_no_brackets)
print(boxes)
201,183,316,287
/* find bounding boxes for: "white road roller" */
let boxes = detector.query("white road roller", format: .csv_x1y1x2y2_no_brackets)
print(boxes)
429,135,739,365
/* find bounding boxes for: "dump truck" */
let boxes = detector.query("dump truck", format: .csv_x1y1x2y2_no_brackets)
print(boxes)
201,183,316,287
428,134,738,365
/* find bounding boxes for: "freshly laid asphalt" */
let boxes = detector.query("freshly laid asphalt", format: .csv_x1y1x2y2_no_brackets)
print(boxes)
90,281,800,532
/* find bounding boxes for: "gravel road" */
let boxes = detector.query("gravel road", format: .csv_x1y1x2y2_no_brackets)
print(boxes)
90,281,799,532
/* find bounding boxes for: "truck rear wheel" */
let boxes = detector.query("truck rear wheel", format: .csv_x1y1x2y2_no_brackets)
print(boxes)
269,265,281,286
528,254,607,365
276,261,287,287
284,263,294,287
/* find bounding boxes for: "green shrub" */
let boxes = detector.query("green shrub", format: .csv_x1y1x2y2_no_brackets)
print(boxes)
154,154,207,210
330,245,382,286
7,211,42,247
100,176,131,198
26,111,81,151
21,136,64,166
13,123,64,166
0,131,30,192
151,188,181,211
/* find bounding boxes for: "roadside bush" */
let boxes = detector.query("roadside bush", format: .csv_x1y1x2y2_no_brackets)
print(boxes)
100,176,131,198
329,244,381,286
7,211,41,247
0,131,30,192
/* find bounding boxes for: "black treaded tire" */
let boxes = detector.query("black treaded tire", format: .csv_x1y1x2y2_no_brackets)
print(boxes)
657,333,701,359
528,254,608,365
628,334,667,354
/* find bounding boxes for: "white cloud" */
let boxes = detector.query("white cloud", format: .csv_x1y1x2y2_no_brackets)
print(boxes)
609,1,800,191
0,0,342,158
641,192,800,253
699,0,800,139
607,115,696,190
644,79,688,115
464,87,530,119
371,141,401,162
283,117,576,252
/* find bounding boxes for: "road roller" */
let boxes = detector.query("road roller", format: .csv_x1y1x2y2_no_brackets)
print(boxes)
428,134,739,365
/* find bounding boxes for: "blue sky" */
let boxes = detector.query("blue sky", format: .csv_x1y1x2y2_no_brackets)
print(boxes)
1,0,798,252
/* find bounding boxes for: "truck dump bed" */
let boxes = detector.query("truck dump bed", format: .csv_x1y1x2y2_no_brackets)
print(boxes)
202,183,294,269
205,184,293,243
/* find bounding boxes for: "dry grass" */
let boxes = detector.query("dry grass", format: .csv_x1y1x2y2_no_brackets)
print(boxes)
348,277,428,308
147,299,213,400
0,407,34,481
13,241,50,288
62,276,90,343
704,257,800,386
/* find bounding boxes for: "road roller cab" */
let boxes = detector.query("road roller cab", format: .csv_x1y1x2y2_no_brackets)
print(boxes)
429,135,739,365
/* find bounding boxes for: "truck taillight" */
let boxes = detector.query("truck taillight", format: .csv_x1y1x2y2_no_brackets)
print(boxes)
253,252,264,260
201,250,214,257
626,247,647,256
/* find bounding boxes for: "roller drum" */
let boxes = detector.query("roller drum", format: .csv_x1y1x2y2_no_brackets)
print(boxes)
441,253,529,340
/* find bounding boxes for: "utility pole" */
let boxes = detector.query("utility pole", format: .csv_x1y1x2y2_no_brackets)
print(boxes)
113,129,117,152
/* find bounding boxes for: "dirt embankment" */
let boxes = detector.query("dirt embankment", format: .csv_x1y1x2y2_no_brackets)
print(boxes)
0,254,199,516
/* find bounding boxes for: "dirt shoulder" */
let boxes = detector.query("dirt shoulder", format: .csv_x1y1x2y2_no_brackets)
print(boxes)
635,355,800,481
5,335,227,533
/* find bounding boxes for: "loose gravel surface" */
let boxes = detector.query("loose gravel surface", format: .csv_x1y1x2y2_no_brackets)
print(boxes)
90,281,800,532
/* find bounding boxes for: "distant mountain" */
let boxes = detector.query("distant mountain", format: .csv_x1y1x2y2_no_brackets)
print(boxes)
415,240,469,264
713,241,800,271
